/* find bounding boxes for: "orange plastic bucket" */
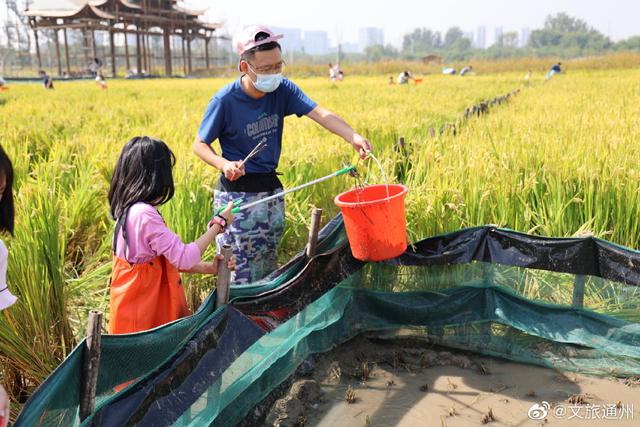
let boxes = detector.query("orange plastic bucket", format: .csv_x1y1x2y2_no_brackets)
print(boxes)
335,184,409,261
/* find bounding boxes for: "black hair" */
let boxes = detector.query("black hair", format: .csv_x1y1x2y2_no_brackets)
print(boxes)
240,32,281,62
108,136,175,220
0,144,15,235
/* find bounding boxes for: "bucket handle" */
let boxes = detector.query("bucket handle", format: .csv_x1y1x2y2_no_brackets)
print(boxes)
356,152,390,202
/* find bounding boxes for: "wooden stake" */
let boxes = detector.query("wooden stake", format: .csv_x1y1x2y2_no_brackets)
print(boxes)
80,310,102,421
215,245,234,309
573,231,594,308
306,208,323,258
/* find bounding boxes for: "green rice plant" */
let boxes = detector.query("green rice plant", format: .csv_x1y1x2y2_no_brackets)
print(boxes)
1,68,639,405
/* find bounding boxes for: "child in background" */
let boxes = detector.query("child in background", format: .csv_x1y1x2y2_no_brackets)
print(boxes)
95,72,108,90
38,70,54,89
0,144,16,427
108,136,236,334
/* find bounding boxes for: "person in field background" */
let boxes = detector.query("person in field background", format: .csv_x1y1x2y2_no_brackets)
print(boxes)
193,25,371,285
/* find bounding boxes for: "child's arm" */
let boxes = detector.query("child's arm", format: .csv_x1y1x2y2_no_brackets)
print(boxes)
192,202,235,255
144,202,234,271
181,253,236,274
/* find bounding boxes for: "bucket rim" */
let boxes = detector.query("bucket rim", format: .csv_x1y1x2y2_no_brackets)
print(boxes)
334,184,409,208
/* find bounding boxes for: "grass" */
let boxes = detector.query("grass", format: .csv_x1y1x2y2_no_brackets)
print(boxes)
1,67,639,409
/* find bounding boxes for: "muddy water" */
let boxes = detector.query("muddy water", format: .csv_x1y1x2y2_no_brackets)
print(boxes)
304,337,639,427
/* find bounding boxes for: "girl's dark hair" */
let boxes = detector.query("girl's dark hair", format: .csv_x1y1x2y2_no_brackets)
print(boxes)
0,145,15,235
108,136,176,220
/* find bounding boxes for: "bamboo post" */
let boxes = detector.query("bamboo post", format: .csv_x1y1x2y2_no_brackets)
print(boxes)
54,29,62,76
306,208,323,258
80,310,102,421
215,245,234,309
573,231,594,308
573,275,586,308
63,28,71,75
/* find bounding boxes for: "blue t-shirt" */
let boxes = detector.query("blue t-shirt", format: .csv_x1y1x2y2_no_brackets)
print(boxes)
197,77,317,173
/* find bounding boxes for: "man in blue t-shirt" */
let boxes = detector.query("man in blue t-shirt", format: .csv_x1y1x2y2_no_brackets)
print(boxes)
193,25,371,284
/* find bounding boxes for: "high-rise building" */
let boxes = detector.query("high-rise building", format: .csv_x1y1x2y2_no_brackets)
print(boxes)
494,26,504,46
463,31,474,46
520,27,531,47
476,26,486,49
303,30,330,55
358,27,384,51
341,42,360,54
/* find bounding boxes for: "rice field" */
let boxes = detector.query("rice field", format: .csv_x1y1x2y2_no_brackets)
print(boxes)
1,66,639,407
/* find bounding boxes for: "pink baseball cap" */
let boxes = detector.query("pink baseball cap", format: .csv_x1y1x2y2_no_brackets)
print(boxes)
236,25,283,57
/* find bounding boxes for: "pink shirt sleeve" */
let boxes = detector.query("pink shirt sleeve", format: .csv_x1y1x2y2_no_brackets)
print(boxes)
115,203,201,270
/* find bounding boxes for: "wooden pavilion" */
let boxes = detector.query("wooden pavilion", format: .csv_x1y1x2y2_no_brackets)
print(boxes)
24,0,223,77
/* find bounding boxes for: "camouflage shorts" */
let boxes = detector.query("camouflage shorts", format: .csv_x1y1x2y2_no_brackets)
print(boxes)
214,189,285,285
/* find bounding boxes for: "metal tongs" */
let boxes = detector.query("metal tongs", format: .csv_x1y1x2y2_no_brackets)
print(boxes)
240,138,268,167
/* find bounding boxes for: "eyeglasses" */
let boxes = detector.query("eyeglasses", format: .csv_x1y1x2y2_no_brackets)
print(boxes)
248,60,286,74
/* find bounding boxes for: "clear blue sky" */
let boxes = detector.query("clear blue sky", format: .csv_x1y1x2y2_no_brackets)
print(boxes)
189,0,639,47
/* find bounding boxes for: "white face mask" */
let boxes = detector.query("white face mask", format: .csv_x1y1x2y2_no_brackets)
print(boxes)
248,65,283,93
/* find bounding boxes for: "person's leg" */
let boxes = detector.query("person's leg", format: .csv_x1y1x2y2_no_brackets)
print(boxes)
214,189,248,283
213,189,285,285
261,189,285,278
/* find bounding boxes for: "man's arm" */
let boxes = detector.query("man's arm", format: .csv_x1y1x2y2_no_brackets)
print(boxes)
192,136,245,180
306,105,372,159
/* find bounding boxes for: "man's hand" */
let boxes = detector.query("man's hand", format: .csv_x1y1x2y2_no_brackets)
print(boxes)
351,133,372,159
222,160,246,181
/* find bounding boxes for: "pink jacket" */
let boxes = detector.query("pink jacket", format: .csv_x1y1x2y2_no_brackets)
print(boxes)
114,202,201,270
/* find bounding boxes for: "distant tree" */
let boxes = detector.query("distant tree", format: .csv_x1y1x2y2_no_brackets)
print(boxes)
364,44,399,61
543,12,590,33
497,32,519,48
616,36,640,52
444,27,464,48
402,28,442,54
528,12,611,54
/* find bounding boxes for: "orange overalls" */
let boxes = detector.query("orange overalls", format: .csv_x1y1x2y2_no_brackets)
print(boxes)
108,212,190,334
